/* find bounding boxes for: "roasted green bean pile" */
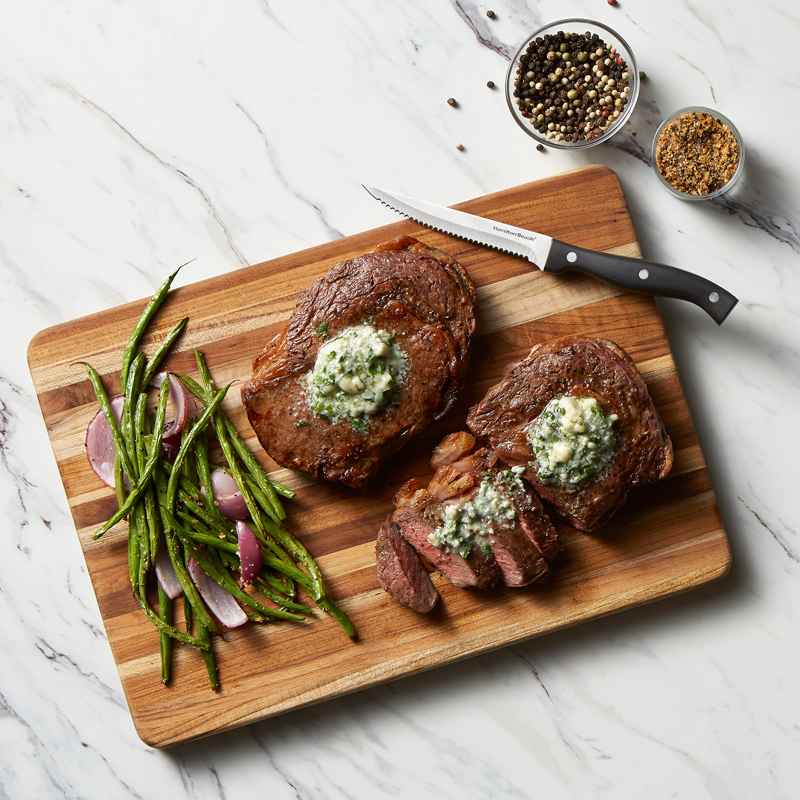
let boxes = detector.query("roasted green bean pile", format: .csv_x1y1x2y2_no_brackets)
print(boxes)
82,267,355,690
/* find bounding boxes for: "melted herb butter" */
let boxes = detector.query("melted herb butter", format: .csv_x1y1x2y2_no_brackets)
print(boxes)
527,395,617,488
302,323,407,428
428,479,515,558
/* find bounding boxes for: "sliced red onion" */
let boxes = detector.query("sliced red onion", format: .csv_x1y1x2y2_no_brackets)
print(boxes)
85,396,126,488
187,557,247,629
201,469,249,520
236,521,262,585
156,373,193,461
155,547,183,600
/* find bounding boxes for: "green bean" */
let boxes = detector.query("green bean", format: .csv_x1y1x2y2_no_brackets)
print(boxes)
154,489,221,636
114,452,126,508
176,365,293,510
120,264,185,394
174,372,205,404
128,502,142,594
165,383,232,513
207,546,272,624
177,492,231,536
134,392,161,567
129,510,206,649
316,596,357,640
135,583,209,650
194,351,292,510
269,482,295,499
196,622,218,691
191,425,230,529
157,583,173,684
81,361,138,487
223,414,291,502
245,477,286,525
181,536,305,622
140,316,188,389
262,553,318,595
253,577,314,616
183,593,193,634
160,524,221,637
92,377,170,540
259,512,324,600
179,524,238,554
121,352,146,474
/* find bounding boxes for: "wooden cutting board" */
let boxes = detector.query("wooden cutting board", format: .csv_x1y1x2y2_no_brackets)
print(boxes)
28,165,730,748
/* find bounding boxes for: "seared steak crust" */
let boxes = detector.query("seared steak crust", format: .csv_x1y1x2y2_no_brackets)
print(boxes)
466,337,673,531
241,236,477,489
376,517,439,612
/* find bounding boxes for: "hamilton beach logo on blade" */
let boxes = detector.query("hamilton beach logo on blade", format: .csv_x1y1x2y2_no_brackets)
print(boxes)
492,224,536,242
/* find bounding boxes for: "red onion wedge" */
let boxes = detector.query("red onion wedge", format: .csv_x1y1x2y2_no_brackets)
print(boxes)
187,556,247,629
153,373,198,461
236,521,262,585
155,547,183,600
201,469,249,520
85,396,126,488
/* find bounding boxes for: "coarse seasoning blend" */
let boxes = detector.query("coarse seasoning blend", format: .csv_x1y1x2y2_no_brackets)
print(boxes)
653,108,743,199
511,28,634,144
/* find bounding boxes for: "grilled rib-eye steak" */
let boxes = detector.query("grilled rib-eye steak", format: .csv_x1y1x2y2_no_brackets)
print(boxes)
466,337,673,531
241,236,477,489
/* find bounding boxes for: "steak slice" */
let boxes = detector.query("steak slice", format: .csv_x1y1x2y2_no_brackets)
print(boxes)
466,337,673,531
241,236,477,489
376,517,439,612
392,508,501,589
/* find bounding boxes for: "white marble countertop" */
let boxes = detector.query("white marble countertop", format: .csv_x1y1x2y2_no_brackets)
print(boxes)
3,1,799,797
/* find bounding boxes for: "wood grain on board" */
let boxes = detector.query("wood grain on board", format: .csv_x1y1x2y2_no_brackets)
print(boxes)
27,165,730,748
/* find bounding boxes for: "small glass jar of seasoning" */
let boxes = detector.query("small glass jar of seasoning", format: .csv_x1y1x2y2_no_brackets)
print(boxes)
652,107,744,201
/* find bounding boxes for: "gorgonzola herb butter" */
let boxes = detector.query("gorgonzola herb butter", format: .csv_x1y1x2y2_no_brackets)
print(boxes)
303,323,407,428
527,395,617,488
428,479,515,558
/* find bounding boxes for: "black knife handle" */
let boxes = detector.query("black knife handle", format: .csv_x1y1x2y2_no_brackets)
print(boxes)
545,239,738,325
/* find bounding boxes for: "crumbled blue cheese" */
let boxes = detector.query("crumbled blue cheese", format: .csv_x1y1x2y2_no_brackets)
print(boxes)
527,395,617,488
302,323,407,428
428,479,515,558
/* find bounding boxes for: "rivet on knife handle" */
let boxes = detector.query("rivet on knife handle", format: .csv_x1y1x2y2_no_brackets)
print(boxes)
545,240,738,325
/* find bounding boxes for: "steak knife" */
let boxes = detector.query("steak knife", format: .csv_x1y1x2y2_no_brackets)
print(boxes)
364,186,737,325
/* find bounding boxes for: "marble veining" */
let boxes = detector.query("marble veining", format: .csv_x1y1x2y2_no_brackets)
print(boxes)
3,0,800,798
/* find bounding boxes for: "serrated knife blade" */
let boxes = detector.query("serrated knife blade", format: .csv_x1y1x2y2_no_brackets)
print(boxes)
364,185,737,325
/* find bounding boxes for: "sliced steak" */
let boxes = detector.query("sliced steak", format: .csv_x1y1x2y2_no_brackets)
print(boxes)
376,517,439,612
389,434,563,592
241,236,477,489
466,336,673,531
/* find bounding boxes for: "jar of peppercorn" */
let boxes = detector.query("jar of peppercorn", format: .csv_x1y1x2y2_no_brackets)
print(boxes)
505,19,640,149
